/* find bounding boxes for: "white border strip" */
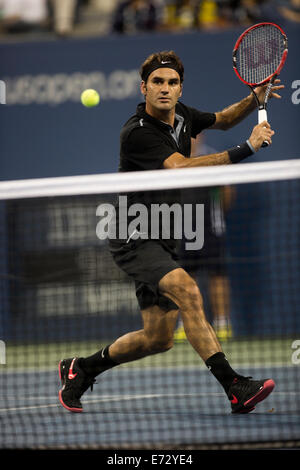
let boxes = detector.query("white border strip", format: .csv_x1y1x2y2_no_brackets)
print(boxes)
0,159,299,200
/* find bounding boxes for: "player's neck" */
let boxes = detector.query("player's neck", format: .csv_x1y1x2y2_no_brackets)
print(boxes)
145,103,175,127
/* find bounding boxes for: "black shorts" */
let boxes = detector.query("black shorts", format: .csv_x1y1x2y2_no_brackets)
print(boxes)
109,239,180,311
180,231,226,276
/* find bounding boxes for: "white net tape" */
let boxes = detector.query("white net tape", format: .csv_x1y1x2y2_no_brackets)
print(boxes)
0,159,299,200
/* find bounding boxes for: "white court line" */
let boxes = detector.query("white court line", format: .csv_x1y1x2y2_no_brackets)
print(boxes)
0,391,297,413
0,392,228,413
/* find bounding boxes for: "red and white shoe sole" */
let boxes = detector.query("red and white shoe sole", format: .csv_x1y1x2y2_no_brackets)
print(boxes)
58,390,83,413
244,379,275,408
234,379,275,414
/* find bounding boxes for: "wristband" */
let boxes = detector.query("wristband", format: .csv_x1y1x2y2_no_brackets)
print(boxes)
246,139,256,154
228,142,254,164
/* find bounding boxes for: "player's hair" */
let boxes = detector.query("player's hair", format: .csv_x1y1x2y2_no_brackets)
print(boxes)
140,51,184,83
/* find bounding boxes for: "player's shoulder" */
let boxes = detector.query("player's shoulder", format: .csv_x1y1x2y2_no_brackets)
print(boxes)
175,101,202,122
120,114,155,144
176,101,191,114
177,101,214,118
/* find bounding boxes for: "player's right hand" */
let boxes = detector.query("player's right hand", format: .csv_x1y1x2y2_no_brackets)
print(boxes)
248,121,275,151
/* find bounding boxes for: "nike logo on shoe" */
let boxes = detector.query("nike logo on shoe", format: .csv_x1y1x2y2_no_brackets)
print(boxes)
231,394,238,404
68,358,78,380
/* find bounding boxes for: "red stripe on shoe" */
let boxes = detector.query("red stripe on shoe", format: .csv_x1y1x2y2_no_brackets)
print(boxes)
244,379,275,408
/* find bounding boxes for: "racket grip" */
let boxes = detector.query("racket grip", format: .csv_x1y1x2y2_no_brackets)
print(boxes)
258,108,269,147
258,108,267,124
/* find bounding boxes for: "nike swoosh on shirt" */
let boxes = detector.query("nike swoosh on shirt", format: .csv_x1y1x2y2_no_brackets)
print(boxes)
126,229,147,244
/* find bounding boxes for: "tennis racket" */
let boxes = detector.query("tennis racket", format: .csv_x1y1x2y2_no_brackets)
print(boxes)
233,22,288,146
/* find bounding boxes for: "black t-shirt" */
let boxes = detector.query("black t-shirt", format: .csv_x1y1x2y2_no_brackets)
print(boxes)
110,102,216,247
119,101,215,172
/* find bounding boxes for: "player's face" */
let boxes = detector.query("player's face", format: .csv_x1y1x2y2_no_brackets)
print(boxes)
141,68,182,113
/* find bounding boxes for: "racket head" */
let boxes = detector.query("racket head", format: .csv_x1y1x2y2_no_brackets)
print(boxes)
232,22,288,87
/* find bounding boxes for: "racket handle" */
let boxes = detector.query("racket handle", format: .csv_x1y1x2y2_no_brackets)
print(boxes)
258,108,267,124
258,108,269,147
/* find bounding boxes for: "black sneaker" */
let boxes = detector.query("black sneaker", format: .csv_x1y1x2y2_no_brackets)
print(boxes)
58,357,95,413
228,376,275,414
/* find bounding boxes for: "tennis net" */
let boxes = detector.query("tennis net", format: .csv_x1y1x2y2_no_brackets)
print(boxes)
0,159,300,450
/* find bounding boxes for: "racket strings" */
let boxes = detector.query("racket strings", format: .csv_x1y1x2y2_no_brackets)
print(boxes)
236,25,286,85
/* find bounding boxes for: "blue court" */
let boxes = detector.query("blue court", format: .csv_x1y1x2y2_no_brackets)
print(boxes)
1,364,299,449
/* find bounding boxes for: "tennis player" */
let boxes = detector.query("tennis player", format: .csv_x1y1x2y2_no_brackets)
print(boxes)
59,51,283,414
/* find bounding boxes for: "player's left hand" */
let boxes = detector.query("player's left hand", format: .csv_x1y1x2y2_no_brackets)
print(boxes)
253,79,285,104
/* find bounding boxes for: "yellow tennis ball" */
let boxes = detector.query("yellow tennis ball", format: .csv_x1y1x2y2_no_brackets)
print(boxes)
81,89,100,108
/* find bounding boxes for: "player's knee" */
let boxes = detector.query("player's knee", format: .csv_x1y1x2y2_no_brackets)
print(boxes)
185,280,201,302
163,271,202,308
146,336,173,354
176,278,203,309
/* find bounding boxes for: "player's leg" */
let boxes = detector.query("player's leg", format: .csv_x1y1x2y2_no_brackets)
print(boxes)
58,240,182,412
159,267,275,413
108,305,179,364
159,267,221,361
58,305,179,412
174,272,233,343
78,305,179,374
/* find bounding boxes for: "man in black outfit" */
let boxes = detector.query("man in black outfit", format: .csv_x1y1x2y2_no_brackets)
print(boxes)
59,50,283,414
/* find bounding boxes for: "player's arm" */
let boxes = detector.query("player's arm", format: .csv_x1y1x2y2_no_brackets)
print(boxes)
163,121,274,169
211,94,256,130
164,150,230,168
211,80,284,130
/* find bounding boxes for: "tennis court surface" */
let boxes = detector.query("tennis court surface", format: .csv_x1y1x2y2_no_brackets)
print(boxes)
1,161,300,449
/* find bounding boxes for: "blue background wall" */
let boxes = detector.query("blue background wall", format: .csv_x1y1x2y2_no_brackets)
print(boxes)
0,26,299,340
0,24,299,180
